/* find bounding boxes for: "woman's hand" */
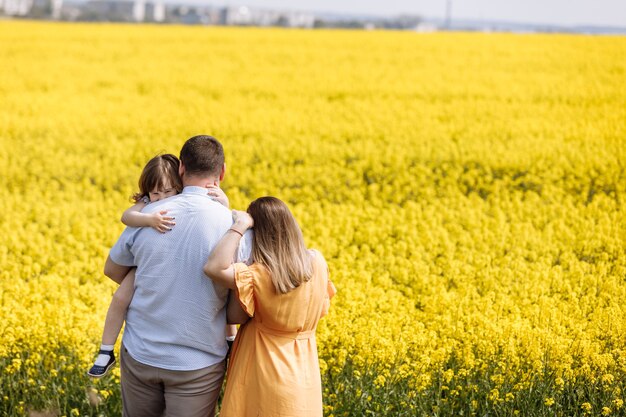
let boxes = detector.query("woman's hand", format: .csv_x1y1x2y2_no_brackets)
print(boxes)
204,209,252,290
232,210,254,230
207,185,229,208
149,210,176,233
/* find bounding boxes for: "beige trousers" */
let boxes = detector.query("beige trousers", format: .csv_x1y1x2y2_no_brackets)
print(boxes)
120,345,225,417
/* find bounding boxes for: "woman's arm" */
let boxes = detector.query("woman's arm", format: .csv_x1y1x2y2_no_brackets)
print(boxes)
203,210,254,290
121,201,175,233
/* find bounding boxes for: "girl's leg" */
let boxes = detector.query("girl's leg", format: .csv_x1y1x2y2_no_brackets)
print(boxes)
102,268,136,345
89,268,136,376
225,324,237,341
224,324,237,368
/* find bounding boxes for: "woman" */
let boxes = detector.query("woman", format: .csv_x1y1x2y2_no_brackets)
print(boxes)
204,196,336,417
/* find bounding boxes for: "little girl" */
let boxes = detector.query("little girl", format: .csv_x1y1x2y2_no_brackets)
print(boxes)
88,153,235,377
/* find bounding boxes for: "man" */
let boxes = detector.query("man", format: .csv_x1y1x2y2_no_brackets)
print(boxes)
104,135,251,417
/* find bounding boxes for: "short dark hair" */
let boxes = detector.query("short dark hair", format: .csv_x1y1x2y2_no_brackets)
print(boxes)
179,135,225,177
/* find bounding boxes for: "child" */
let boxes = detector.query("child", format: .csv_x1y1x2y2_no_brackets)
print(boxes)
88,153,236,377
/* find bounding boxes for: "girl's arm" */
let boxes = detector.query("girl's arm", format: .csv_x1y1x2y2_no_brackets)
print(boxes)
207,185,229,208
121,201,175,233
203,210,254,290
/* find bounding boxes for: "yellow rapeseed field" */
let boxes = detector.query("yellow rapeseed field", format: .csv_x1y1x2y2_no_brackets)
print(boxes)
1,21,625,416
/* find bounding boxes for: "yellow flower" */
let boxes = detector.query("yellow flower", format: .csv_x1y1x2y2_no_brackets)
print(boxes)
555,377,565,389
1,21,625,417
602,407,611,416
488,389,500,402
602,374,615,385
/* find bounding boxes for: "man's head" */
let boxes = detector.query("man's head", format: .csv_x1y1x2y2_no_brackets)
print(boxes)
179,135,225,186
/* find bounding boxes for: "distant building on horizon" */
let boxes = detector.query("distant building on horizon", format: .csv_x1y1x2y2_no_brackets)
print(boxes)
144,1,164,22
81,0,164,22
2,0,34,15
4,0,621,34
1,0,61,18
221,5,315,28
51,0,61,18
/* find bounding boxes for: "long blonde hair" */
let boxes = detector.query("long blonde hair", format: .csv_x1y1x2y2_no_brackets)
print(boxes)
247,197,312,294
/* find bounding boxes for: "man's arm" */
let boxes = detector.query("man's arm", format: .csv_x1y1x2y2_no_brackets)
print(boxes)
226,291,249,325
106,226,139,284
104,254,132,284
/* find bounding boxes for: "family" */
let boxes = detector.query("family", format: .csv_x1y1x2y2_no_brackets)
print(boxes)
89,135,336,417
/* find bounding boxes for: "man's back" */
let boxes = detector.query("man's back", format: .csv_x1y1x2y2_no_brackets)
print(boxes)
110,186,251,370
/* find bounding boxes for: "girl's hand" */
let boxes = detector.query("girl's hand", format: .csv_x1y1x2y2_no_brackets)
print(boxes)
149,210,176,233
207,185,229,208
232,210,254,230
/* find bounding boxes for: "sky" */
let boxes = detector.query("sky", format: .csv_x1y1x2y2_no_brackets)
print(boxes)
212,0,626,27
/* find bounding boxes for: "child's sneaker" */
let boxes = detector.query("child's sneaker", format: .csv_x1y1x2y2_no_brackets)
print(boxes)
87,349,116,378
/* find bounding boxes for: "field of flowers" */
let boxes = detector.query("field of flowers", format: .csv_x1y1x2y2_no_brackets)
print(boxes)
1,20,625,416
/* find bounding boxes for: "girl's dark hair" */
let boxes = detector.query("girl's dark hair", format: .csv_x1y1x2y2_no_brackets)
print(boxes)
132,154,183,203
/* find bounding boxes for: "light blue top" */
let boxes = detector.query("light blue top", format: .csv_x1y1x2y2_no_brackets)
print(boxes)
110,186,252,370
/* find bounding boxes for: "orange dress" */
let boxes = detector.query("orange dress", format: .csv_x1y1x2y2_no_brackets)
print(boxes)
219,250,336,417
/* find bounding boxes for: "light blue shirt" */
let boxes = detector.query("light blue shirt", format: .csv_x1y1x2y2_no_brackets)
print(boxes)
109,186,252,370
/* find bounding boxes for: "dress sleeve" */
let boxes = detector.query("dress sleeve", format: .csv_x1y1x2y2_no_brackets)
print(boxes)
234,262,256,317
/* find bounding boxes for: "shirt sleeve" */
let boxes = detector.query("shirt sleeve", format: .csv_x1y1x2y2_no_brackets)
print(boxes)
109,227,140,267
233,262,256,317
236,229,253,265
